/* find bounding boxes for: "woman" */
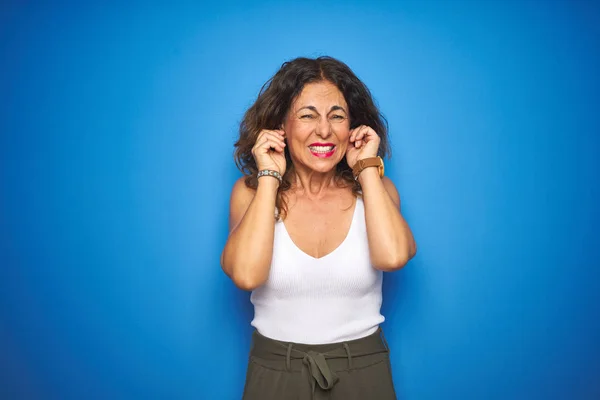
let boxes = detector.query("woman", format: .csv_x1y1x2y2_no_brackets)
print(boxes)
221,56,416,400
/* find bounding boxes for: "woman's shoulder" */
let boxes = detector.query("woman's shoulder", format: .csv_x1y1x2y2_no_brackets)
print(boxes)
230,175,253,197
228,176,256,230
232,175,254,193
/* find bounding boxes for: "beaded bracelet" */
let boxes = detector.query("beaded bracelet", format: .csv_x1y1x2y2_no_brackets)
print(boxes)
257,169,282,185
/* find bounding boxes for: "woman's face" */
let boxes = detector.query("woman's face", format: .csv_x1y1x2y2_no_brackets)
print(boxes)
283,80,350,174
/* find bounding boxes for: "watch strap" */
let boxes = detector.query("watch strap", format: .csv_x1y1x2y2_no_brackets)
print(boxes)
352,156,384,180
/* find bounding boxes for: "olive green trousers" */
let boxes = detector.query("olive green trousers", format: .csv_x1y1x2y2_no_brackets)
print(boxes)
242,328,397,400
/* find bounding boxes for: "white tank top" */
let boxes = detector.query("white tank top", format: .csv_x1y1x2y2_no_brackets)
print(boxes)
250,197,385,344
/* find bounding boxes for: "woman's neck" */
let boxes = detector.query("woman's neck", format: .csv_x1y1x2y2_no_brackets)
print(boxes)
291,167,338,199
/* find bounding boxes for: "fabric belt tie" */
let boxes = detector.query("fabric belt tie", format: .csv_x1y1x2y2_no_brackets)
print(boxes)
250,328,389,400
302,350,339,397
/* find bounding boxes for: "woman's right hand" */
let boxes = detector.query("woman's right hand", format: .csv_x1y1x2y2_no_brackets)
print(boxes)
251,129,287,176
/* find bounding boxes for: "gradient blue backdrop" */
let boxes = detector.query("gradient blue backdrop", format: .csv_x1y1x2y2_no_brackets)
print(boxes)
2,1,599,399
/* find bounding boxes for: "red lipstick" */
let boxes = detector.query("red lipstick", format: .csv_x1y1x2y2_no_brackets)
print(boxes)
308,143,336,158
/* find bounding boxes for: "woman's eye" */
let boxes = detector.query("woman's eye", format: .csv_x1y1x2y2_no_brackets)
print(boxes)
300,114,314,119
331,115,344,120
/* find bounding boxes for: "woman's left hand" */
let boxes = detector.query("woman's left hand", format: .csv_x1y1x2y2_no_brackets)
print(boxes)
346,125,381,168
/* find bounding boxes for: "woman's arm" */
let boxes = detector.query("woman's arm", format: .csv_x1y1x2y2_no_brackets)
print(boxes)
359,168,417,271
220,176,279,290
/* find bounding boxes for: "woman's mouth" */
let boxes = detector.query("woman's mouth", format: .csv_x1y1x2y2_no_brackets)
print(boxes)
308,143,336,158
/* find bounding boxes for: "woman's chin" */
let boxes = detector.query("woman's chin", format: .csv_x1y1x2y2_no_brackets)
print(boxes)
307,160,339,174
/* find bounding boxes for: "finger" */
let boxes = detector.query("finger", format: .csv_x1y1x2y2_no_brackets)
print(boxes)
352,125,366,142
356,126,368,141
355,126,366,147
363,128,380,147
259,135,285,152
263,132,286,148
256,129,284,143
255,132,285,150
252,136,266,152
252,139,279,157
268,129,286,140
265,139,285,153
363,126,377,139
358,126,379,147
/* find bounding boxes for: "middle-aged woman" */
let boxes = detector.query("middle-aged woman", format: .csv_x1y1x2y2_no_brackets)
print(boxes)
221,56,416,400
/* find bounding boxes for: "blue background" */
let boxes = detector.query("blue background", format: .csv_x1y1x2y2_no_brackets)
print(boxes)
2,1,599,399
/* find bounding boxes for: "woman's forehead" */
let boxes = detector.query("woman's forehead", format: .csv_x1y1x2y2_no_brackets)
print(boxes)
292,81,347,109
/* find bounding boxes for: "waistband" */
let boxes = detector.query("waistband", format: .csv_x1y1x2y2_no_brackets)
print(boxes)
250,328,390,399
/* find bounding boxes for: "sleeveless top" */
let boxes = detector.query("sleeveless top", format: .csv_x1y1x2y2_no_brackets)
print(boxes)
250,197,385,344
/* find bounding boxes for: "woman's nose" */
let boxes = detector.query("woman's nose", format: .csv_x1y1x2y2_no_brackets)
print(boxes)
316,118,332,138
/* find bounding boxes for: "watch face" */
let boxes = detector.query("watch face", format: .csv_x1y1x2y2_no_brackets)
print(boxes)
377,156,384,177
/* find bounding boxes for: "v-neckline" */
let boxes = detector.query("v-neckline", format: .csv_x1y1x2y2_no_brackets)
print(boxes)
280,198,359,261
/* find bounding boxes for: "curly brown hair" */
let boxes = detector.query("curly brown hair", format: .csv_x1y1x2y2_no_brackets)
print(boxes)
234,56,390,219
